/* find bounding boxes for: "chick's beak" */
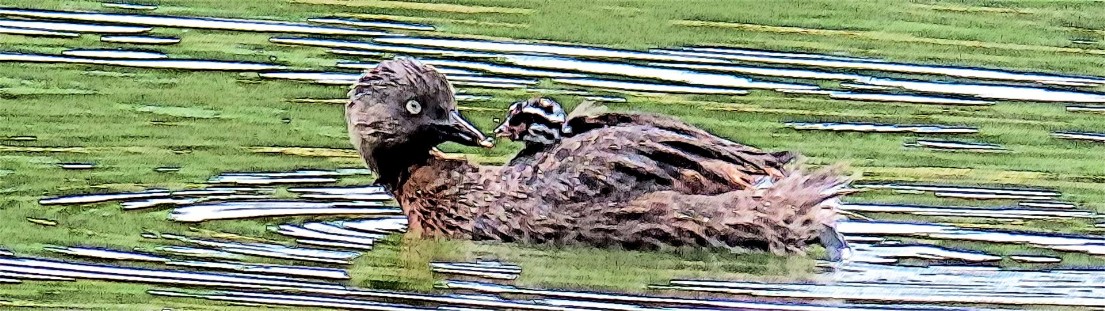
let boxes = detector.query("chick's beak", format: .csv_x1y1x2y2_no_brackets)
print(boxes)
441,109,494,148
493,122,515,138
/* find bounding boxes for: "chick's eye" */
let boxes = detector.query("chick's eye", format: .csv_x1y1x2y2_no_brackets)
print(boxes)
405,99,422,115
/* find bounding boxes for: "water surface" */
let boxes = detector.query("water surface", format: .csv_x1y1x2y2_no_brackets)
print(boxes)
307,17,435,31
786,122,979,134
905,139,1006,151
101,3,158,10
272,37,499,58
0,25,77,37
829,92,993,106
554,78,748,95
502,55,815,90
1052,131,1105,143
0,18,151,33
61,49,167,59
375,37,728,64
655,49,1105,86
857,77,1105,103
100,35,180,44
0,8,389,36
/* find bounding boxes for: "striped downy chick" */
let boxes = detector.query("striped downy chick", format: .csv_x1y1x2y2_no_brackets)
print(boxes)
493,97,567,165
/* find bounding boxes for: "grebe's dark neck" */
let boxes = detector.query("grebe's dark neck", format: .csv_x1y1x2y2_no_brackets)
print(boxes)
368,141,436,192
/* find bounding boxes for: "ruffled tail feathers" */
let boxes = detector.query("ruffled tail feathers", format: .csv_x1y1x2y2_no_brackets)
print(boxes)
753,163,858,262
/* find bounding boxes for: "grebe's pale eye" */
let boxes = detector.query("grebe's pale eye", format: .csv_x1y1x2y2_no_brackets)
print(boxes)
405,99,422,115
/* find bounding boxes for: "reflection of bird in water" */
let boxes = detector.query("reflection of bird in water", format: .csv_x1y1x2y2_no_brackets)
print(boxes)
346,58,854,260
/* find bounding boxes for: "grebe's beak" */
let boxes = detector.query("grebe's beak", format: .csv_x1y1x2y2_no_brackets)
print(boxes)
439,109,494,148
